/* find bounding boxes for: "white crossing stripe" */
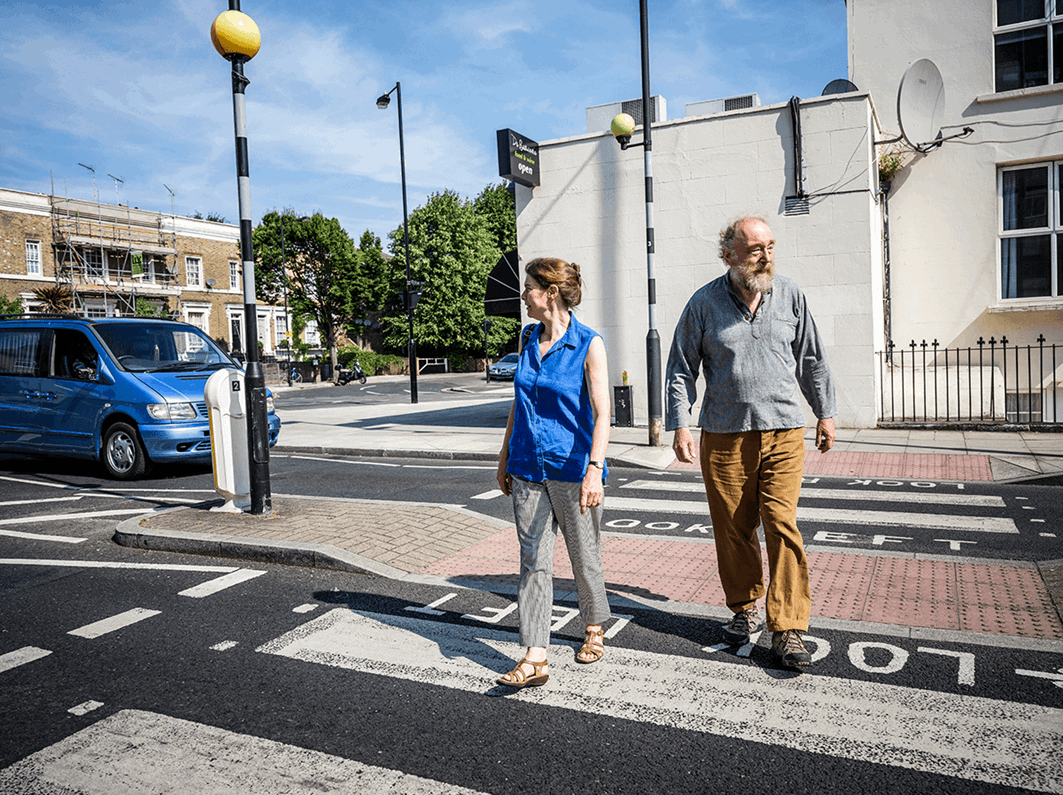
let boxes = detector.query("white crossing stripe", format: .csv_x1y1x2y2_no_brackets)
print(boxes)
68,700,104,716
605,497,1019,533
68,608,161,639
178,569,266,598
0,646,52,673
0,710,492,794
622,481,1005,506
259,609,1062,793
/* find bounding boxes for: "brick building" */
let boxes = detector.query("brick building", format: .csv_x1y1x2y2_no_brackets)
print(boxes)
0,187,296,359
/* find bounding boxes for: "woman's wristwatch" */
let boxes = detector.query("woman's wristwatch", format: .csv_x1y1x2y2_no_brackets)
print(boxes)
588,460,604,470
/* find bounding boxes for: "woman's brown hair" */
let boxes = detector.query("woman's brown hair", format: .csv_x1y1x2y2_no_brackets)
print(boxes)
525,257,582,308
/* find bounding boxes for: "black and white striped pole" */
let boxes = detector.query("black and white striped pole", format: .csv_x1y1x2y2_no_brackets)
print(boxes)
611,0,662,448
211,3,271,515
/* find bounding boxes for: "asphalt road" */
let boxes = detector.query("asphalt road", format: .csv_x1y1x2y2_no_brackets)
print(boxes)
1,449,1062,793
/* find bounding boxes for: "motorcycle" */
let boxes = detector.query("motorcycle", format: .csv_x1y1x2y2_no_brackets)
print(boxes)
336,361,367,385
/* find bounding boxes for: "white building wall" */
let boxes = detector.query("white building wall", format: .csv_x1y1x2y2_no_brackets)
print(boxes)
516,95,882,428
848,0,1063,352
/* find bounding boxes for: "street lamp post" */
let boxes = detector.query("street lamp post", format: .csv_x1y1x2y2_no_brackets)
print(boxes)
376,82,418,404
280,212,291,386
210,2,271,514
609,0,662,448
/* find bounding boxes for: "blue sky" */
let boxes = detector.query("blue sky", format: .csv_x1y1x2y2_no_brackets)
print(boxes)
0,0,847,244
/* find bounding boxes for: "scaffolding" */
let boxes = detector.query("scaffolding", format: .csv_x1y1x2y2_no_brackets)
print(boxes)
49,188,179,317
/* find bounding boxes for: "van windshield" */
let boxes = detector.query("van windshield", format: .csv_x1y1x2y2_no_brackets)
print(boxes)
93,323,237,373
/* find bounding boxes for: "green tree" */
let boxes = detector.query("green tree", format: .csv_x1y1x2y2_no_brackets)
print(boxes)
348,230,391,323
134,298,167,317
0,295,22,315
473,181,521,355
253,211,358,378
382,189,497,358
473,182,517,255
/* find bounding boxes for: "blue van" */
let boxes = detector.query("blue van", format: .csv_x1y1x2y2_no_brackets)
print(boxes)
0,314,281,479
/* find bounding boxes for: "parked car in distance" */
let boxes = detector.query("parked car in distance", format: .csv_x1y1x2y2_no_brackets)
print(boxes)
488,352,519,381
0,314,281,479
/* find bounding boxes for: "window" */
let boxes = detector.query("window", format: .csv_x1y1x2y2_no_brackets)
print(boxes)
84,248,105,279
304,319,320,346
995,0,1063,91
1000,161,1062,299
25,240,41,276
0,329,43,376
229,260,241,291
274,313,289,348
185,256,203,288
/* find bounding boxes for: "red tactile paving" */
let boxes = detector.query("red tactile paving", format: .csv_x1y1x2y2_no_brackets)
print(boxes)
419,529,1062,640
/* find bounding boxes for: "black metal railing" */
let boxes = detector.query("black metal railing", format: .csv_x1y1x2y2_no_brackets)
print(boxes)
877,335,1060,426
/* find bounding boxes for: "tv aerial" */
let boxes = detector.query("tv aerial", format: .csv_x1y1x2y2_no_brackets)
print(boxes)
879,59,972,153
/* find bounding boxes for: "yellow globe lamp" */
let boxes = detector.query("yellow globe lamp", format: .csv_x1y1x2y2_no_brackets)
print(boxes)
211,10,261,61
610,113,636,138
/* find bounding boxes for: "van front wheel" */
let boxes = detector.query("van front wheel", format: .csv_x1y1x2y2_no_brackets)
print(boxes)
102,422,151,480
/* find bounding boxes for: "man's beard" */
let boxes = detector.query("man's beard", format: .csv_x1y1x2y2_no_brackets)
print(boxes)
731,262,774,294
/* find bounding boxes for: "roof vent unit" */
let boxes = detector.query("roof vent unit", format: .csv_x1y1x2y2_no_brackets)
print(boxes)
685,93,761,117
586,95,667,135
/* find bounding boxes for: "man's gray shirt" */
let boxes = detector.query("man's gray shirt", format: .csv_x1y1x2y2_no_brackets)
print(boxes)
665,272,836,434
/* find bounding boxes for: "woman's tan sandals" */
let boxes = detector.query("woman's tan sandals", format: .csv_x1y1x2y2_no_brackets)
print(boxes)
576,627,605,664
496,657,549,689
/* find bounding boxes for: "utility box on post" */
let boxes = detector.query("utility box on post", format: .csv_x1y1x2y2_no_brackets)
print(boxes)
205,368,250,512
613,385,633,427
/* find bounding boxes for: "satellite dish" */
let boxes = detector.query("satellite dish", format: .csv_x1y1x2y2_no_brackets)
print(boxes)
822,79,859,96
897,59,945,151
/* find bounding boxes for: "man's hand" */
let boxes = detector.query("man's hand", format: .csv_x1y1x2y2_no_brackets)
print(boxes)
672,427,697,464
815,417,836,453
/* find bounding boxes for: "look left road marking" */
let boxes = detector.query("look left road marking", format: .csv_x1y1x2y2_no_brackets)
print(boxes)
0,646,52,673
259,609,1062,793
68,608,161,639
178,569,266,598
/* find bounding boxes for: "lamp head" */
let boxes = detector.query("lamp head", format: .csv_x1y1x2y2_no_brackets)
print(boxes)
210,10,261,61
376,94,391,110
610,113,637,150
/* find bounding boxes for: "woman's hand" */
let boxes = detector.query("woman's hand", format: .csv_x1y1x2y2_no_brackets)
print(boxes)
580,468,603,514
497,460,512,496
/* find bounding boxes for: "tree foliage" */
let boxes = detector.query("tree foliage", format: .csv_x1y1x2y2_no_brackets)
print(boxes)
473,182,517,255
253,211,357,372
348,230,391,322
0,295,22,315
382,189,498,356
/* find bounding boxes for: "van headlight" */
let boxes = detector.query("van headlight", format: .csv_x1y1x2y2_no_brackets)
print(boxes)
148,402,198,420
266,395,275,413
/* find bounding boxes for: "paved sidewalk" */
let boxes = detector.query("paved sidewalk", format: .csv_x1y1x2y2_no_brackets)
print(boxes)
113,380,1063,652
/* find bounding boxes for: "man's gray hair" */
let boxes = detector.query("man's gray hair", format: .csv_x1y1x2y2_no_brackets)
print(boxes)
718,214,768,263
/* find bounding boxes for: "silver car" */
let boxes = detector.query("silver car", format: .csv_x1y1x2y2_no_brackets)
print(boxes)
488,352,519,380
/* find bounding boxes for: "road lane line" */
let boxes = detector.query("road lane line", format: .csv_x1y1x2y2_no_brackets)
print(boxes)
0,496,83,508
621,481,1006,506
0,559,238,572
0,646,52,673
0,530,87,543
178,569,266,598
68,608,161,639
258,609,1062,793
0,508,162,526
605,497,1019,533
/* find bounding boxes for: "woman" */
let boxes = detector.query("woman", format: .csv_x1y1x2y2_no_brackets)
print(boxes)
495,257,612,689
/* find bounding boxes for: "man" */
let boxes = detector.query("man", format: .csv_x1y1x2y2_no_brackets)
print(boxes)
665,215,836,670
